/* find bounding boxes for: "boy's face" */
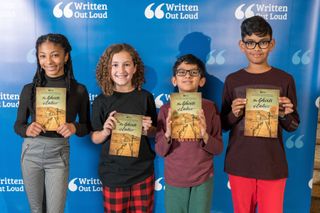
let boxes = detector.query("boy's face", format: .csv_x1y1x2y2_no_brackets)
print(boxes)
172,62,205,93
239,33,275,66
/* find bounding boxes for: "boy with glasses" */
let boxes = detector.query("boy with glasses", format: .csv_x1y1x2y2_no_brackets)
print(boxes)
221,16,300,213
156,54,223,213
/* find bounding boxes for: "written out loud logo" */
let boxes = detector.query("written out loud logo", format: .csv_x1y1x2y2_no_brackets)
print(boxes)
145,3,165,19
53,2,73,18
206,50,226,65
292,50,311,65
235,4,255,20
286,134,304,149
155,177,165,191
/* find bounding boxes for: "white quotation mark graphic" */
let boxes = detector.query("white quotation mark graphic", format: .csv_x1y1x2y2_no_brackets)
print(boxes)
206,50,226,65
235,4,255,19
227,181,231,190
286,135,304,149
155,94,164,108
309,178,313,189
26,48,36,64
53,2,74,18
68,178,78,192
315,97,320,108
145,3,165,19
292,50,311,65
155,177,165,191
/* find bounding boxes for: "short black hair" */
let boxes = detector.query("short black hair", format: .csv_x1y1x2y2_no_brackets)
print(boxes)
173,54,206,78
241,15,273,40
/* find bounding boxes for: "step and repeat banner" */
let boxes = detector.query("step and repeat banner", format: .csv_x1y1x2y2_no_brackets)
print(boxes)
0,0,319,212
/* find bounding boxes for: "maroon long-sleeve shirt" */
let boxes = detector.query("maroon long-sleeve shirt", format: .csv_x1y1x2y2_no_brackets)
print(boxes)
221,67,300,179
156,98,223,187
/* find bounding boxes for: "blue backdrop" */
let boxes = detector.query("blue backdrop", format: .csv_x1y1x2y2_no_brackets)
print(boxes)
0,0,319,212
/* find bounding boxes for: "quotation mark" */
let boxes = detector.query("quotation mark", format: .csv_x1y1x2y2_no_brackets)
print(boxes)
315,97,320,108
235,4,255,20
145,3,165,19
53,2,74,18
292,50,311,65
286,134,304,149
206,50,226,65
68,178,78,192
155,177,165,191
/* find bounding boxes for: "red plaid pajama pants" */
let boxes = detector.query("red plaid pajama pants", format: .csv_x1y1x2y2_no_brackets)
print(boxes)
103,174,154,213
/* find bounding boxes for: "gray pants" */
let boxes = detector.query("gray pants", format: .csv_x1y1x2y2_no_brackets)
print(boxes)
21,136,69,213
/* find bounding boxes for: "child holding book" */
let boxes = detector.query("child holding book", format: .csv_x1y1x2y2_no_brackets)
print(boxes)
155,54,223,213
91,43,157,213
221,16,300,213
14,33,91,213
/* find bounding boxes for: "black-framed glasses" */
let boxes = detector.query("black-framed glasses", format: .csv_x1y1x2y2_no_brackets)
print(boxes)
242,39,272,49
176,69,200,77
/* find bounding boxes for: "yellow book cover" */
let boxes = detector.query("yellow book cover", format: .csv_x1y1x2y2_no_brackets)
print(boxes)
244,88,280,138
170,92,202,140
36,87,66,131
109,113,143,157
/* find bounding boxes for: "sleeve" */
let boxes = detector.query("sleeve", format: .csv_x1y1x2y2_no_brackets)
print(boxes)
146,93,157,127
155,105,172,157
73,85,91,137
201,102,223,155
279,75,300,131
91,96,105,131
14,85,31,138
220,77,242,131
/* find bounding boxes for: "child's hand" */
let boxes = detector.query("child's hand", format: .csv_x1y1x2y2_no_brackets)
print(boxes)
279,97,294,116
142,116,152,135
199,109,209,143
102,111,117,137
231,98,246,117
26,122,45,137
164,108,172,139
57,123,76,138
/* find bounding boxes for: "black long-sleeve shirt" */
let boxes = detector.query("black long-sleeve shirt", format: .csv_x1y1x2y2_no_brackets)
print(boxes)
14,75,91,138
221,67,300,179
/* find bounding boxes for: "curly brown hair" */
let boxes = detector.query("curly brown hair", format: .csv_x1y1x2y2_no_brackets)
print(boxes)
96,43,145,96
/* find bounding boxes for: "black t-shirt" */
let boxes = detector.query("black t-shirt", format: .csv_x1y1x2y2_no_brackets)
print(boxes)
14,75,91,138
91,89,157,187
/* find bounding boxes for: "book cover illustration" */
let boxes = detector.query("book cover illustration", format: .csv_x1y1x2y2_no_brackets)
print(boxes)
109,113,143,157
244,88,280,138
170,92,202,140
36,87,66,131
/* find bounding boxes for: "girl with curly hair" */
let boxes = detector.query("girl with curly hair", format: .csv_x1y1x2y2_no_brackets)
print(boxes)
91,43,157,213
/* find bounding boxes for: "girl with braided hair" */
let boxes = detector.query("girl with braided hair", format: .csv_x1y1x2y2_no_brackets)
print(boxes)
14,33,91,213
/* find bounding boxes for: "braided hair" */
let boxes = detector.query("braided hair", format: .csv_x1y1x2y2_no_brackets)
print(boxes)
31,33,75,111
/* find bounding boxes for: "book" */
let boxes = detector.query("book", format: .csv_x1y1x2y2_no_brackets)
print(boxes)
244,88,280,138
35,87,66,131
109,113,143,157
170,92,202,140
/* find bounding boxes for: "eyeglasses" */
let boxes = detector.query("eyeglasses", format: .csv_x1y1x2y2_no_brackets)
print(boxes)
176,69,200,77
242,39,272,49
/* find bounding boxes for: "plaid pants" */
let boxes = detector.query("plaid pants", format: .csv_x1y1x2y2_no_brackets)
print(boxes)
103,175,154,213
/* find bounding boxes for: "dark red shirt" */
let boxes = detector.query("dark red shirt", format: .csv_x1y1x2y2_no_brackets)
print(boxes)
156,98,223,187
221,67,300,179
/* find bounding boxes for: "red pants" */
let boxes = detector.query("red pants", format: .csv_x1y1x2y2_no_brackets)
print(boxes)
102,175,154,213
229,174,287,213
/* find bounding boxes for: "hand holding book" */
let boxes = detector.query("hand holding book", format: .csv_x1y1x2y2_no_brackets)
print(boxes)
231,98,246,117
279,97,294,117
26,122,46,137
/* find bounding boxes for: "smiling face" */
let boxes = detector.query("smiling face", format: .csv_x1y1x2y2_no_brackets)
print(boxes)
38,41,69,78
239,33,275,66
110,51,137,92
172,62,205,93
